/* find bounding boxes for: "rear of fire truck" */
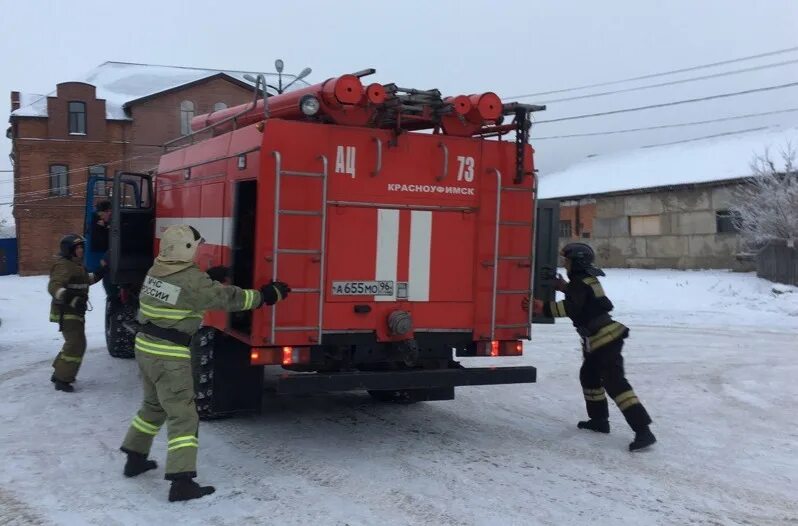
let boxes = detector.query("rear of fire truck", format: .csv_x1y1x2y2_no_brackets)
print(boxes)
102,70,559,418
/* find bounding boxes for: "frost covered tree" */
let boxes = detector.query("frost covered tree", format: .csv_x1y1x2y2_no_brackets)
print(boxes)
731,143,798,247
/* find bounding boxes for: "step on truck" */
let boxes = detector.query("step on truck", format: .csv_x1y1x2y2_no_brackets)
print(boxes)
83,69,560,418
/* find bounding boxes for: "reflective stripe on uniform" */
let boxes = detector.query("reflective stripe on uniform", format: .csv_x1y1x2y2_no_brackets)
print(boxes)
583,387,606,402
139,303,202,321
49,314,85,323
134,335,191,359
583,277,606,298
131,415,161,436
242,289,256,310
614,390,640,411
549,300,568,318
167,435,198,452
588,322,627,351
57,353,83,364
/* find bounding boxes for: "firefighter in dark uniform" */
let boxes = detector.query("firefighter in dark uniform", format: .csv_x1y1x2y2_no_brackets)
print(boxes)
48,234,106,392
526,242,656,451
119,224,290,502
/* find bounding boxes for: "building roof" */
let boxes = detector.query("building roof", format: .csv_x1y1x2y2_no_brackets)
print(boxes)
11,61,306,121
538,126,798,199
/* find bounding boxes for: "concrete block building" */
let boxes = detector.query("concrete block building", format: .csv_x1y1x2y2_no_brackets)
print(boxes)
538,127,798,270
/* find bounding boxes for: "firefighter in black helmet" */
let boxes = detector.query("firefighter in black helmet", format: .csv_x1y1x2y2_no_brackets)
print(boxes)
524,242,656,451
48,234,107,392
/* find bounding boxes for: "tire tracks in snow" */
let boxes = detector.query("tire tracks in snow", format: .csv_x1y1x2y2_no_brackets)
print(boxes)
0,487,50,526
0,359,51,385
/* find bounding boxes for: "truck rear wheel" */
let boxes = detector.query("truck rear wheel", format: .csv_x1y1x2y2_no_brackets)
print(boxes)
105,298,136,359
192,327,263,420
367,386,454,403
367,389,418,404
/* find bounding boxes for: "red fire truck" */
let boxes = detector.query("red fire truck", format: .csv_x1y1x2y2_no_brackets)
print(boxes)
87,70,559,418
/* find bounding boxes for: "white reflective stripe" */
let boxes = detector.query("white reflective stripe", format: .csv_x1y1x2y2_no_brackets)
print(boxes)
155,217,233,248
375,209,399,302
408,211,432,302
243,289,254,310
55,288,66,300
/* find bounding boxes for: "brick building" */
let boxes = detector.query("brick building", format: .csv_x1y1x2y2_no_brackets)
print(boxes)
538,127,798,270
8,62,295,274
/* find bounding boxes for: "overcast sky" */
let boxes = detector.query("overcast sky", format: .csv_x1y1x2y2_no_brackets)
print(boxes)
1,0,797,202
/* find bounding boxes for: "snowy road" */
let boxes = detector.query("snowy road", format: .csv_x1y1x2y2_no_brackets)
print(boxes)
1,271,797,525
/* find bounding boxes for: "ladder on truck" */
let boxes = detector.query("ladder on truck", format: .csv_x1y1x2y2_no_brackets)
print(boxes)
489,168,538,340
270,151,329,344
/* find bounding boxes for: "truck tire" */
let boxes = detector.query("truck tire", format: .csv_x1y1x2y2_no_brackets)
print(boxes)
192,327,263,421
105,298,136,359
368,385,455,403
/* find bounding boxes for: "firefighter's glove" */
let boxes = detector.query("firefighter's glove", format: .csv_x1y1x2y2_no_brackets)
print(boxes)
93,265,108,282
206,265,231,284
554,274,568,292
522,297,543,315
260,281,291,306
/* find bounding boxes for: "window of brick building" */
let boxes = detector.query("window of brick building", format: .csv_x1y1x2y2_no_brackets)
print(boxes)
559,220,572,238
89,165,107,195
213,102,227,112
629,215,661,236
68,101,86,134
49,164,69,196
180,100,195,135
716,210,742,234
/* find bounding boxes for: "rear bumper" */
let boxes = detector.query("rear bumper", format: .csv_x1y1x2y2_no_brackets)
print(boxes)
275,365,536,395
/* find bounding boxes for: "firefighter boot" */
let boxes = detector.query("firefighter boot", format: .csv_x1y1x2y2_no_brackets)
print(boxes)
629,427,657,452
168,476,216,502
123,451,158,477
51,375,74,393
577,419,610,433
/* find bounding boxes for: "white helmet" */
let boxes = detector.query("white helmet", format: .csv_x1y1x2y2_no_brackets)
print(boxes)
158,224,204,263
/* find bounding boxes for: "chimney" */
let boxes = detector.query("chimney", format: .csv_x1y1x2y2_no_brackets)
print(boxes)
11,91,20,112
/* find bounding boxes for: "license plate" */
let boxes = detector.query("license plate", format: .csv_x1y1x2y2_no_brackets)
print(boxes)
331,281,394,296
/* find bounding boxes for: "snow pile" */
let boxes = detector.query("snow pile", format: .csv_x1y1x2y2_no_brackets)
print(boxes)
0,203,15,239
598,268,798,330
538,126,798,199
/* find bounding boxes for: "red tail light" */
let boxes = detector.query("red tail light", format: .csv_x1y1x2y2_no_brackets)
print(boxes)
476,340,523,357
282,346,311,365
250,347,312,365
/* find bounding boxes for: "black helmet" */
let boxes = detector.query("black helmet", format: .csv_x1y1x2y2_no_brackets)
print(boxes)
561,242,605,277
59,234,85,258
561,242,595,265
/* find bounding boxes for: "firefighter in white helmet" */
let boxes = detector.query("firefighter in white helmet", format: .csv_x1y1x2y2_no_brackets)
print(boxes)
119,224,290,502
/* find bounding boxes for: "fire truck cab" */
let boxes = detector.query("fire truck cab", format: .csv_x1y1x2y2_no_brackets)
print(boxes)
93,70,559,418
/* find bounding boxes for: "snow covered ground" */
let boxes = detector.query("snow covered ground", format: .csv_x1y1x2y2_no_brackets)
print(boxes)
0,270,796,525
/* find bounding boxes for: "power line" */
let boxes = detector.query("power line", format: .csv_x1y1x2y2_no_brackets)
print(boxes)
640,126,773,149
0,151,161,185
0,192,88,207
534,58,798,104
531,107,798,140
534,81,798,124
507,45,798,99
